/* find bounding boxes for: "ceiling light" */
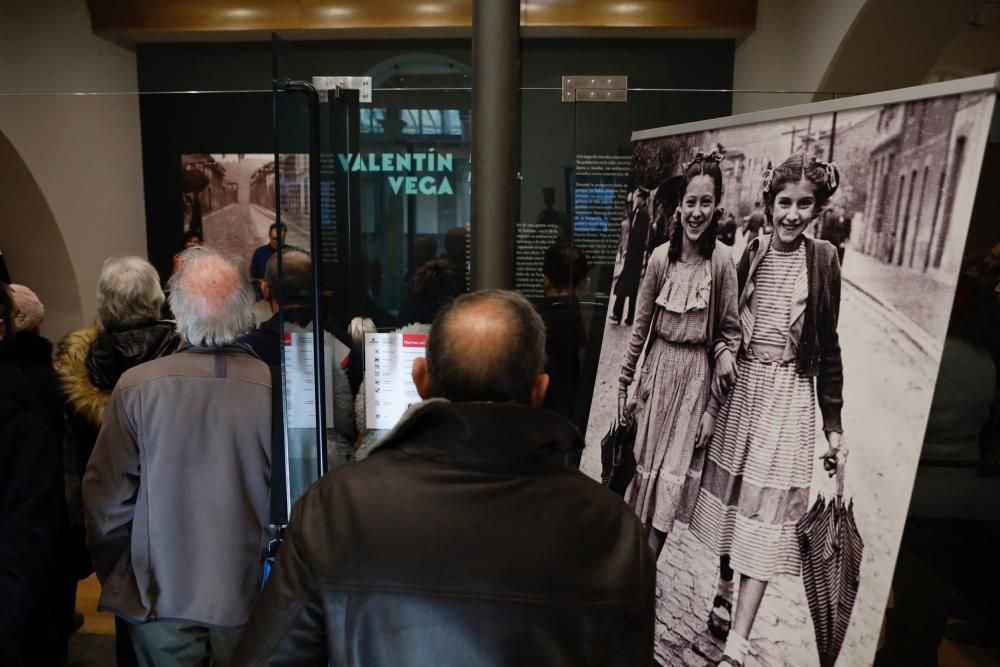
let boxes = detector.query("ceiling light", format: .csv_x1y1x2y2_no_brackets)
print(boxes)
415,4,445,15
225,8,259,19
323,6,354,17
611,2,642,14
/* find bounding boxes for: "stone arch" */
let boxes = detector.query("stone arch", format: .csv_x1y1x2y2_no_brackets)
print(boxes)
0,127,83,338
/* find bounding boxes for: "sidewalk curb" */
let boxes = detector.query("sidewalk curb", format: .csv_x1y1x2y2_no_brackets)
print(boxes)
843,277,942,360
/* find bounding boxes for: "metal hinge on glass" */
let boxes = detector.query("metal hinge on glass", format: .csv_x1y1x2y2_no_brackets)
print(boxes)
562,76,628,103
312,76,373,104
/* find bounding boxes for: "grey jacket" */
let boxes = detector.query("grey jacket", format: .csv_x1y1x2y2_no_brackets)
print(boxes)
83,346,271,627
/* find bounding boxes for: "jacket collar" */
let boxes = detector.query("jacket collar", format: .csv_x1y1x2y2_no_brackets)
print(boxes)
180,341,263,361
370,398,583,474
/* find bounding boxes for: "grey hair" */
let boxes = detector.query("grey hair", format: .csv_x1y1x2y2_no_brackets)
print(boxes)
425,289,546,404
264,246,313,306
167,247,254,347
96,256,165,329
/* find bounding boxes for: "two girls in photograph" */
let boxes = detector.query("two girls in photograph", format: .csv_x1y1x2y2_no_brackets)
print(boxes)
617,151,847,667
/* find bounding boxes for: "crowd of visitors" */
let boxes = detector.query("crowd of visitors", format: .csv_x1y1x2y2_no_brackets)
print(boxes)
0,230,653,666
6,173,985,666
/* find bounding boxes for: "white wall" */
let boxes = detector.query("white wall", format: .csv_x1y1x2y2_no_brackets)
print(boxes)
0,0,146,340
732,0,868,114
733,0,996,115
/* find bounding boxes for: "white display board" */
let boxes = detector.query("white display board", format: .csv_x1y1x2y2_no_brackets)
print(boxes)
582,74,999,666
364,332,428,430
282,330,336,430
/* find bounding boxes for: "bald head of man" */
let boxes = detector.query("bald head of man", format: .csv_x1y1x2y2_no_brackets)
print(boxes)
412,290,549,406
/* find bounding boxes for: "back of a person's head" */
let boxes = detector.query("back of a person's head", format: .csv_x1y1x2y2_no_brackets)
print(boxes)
9,284,44,334
96,256,165,330
443,227,468,263
413,235,438,269
425,290,545,404
168,247,253,347
264,248,313,306
407,259,463,324
543,243,590,291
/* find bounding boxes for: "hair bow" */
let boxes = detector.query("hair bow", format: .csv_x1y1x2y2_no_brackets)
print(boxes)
761,161,775,194
824,162,839,191
684,149,725,172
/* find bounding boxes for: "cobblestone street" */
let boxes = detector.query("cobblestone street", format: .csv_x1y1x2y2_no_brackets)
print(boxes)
202,202,310,276
582,266,942,666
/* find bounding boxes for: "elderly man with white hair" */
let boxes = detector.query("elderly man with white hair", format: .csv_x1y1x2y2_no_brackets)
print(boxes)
83,247,271,666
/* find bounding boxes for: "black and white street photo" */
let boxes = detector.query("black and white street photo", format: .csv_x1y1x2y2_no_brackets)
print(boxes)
581,90,996,666
179,153,310,276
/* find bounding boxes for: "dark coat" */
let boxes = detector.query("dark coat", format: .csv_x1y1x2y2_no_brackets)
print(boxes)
234,400,655,666
736,235,844,433
11,332,81,663
615,205,650,298
534,296,610,440
56,321,181,478
55,321,182,583
0,361,61,667
12,332,63,446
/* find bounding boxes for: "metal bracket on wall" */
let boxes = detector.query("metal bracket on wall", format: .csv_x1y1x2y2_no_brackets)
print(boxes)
312,76,372,104
561,75,628,103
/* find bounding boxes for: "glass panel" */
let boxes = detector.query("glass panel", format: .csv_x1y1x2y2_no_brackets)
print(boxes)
269,42,473,465
362,87,472,325
351,86,472,453
272,35,363,504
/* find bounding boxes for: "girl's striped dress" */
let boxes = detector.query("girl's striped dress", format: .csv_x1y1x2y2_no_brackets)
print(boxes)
689,242,816,581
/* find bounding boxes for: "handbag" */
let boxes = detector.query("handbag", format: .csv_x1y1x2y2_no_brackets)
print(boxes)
600,415,637,497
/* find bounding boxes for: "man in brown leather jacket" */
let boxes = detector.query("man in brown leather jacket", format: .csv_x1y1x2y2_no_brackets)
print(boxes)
234,289,654,666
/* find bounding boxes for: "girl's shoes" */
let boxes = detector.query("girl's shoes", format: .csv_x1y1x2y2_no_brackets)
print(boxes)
708,595,732,640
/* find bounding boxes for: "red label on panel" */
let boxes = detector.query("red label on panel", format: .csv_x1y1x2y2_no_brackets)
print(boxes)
283,332,292,346
401,334,428,348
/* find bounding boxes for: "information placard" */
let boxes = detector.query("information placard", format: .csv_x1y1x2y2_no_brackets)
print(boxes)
364,332,428,430
282,330,336,430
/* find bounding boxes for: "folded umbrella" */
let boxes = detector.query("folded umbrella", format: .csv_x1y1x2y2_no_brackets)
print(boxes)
796,454,864,667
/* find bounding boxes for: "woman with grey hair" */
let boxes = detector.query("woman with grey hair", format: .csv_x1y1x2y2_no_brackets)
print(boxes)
58,257,180,441
56,255,180,667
